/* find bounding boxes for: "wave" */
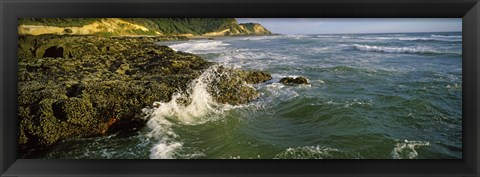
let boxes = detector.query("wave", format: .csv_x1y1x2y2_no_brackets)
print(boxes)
315,35,343,38
311,46,337,52
398,37,461,42
169,41,230,54
352,44,460,55
351,36,461,42
315,35,461,42
286,34,309,39
274,145,363,159
431,34,461,38
391,139,430,159
274,146,340,159
212,49,297,70
142,66,228,159
316,34,406,39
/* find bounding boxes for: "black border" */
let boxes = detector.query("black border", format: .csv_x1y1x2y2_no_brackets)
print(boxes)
1,0,479,176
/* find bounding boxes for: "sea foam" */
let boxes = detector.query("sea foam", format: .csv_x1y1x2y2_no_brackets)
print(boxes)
431,34,462,38
142,66,227,159
274,145,340,159
358,36,461,42
169,40,230,54
391,139,430,159
352,44,458,55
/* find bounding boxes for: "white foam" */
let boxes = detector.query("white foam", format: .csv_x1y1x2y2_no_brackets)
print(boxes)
343,98,373,108
264,83,299,99
391,139,430,159
399,37,461,42
212,49,296,70
169,41,230,54
286,34,308,39
142,66,229,159
357,37,396,40
315,35,342,38
352,44,451,54
274,145,340,159
342,36,461,42
446,83,461,90
431,34,462,38
311,46,335,52
316,35,332,38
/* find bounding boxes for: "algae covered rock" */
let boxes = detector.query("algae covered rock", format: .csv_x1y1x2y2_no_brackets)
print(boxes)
280,77,309,84
17,35,203,156
205,66,272,105
244,70,272,84
17,35,272,157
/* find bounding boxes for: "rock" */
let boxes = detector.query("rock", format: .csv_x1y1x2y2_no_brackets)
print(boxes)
207,66,261,105
244,71,272,84
17,35,271,156
280,77,309,84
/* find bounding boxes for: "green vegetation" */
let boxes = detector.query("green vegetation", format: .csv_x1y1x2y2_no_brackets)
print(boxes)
18,18,272,36
239,23,260,31
95,32,115,37
19,18,101,27
128,29,158,36
126,18,238,35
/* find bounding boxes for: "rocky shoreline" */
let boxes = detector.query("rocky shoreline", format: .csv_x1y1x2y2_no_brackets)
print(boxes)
17,35,272,157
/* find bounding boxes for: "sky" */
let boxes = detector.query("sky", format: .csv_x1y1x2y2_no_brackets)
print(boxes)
235,18,461,34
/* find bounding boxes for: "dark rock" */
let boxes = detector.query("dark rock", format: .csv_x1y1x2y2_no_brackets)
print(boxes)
65,82,85,98
207,66,263,105
42,46,64,58
280,77,309,84
244,71,272,84
63,28,73,34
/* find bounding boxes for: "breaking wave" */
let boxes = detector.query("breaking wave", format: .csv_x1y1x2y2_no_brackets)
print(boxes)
431,34,462,38
352,44,460,55
141,66,229,159
169,41,230,54
398,37,461,42
361,37,461,42
315,35,461,42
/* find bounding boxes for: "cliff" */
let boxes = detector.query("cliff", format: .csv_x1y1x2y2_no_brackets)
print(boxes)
18,18,272,37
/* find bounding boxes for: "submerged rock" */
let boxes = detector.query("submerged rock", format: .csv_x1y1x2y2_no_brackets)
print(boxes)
18,35,271,157
280,77,309,84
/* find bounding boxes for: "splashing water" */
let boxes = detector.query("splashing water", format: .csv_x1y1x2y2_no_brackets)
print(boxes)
141,65,256,159
141,65,227,159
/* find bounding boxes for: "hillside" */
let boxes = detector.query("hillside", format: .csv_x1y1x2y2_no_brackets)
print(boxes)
18,18,272,37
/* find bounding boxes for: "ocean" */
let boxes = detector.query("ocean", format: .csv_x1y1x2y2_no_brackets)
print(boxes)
43,32,462,159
